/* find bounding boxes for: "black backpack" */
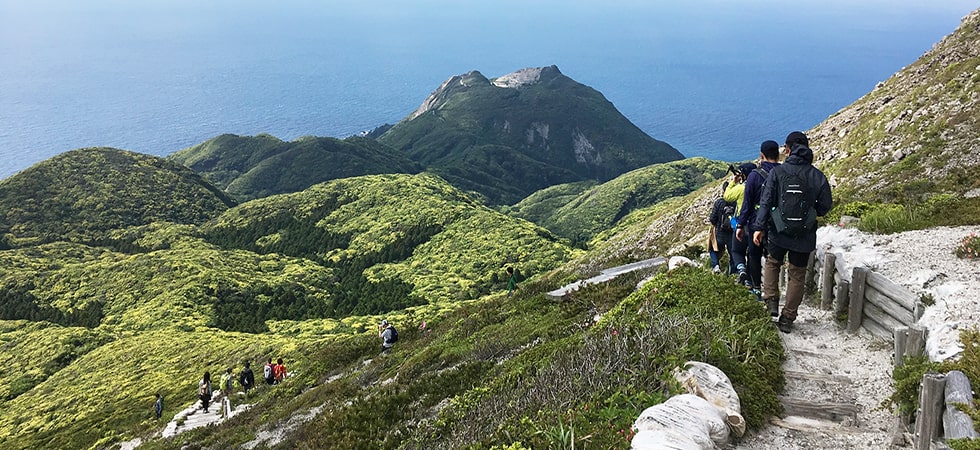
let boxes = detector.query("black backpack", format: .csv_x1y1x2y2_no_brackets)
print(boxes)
771,165,818,236
388,326,398,343
720,202,735,232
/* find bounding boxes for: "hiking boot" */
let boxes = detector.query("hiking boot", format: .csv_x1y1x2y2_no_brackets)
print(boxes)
750,288,763,302
765,297,779,317
736,270,749,287
776,315,793,334
712,265,721,274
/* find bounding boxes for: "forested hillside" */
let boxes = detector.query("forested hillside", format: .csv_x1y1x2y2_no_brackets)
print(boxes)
0,148,235,249
378,66,683,204
168,134,423,201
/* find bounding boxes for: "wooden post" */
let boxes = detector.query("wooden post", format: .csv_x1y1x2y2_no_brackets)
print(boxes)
906,327,926,360
847,267,869,334
914,372,946,450
835,280,850,318
820,252,836,310
914,301,926,322
804,251,817,298
895,326,909,368
944,370,979,440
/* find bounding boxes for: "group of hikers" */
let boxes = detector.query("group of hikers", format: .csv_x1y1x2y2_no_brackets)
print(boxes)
707,131,833,334
194,358,289,414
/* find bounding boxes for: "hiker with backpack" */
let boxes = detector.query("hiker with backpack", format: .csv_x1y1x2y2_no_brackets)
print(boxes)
379,319,398,353
724,162,757,286
198,371,213,413
735,140,782,306
707,181,735,274
752,131,832,334
239,361,255,396
263,358,275,385
219,367,234,415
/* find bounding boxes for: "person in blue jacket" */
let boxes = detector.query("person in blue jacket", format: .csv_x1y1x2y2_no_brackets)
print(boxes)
736,140,781,307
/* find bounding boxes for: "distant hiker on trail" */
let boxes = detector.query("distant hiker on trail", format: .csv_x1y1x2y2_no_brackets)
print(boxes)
707,181,734,274
239,361,255,396
219,367,234,414
725,162,756,287
379,319,398,353
198,371,213,413
264,358,275,385
274,357,287,384
736,140,781,305
752,131,833,334
154,393,163,419
506,267,519,296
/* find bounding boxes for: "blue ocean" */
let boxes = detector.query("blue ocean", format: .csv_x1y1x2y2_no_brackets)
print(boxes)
0,0,976,180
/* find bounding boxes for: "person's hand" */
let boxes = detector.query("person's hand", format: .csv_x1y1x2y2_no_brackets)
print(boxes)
753,230,764,247
735,228,744,242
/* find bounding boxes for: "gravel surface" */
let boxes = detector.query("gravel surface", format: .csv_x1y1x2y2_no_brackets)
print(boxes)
733,224,980,450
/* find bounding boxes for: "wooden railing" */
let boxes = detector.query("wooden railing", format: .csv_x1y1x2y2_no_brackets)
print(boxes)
806,248,977,448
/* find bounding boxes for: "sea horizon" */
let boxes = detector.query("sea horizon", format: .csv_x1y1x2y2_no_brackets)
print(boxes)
1,0,977,181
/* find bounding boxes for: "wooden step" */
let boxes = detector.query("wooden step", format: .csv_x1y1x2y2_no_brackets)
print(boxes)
778,395,860,424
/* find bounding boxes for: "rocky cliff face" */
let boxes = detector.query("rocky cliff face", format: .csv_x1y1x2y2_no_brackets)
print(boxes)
808,9,980,200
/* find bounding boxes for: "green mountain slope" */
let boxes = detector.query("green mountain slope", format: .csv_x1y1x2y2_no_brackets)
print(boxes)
0,148,234,249
512,157,727,244
168,134,423,201
378,65,684,204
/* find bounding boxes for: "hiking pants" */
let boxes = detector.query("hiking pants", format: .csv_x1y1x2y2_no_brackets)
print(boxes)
746,227,764,288
763,245,811,322
730,229,747,274
710,229,731,271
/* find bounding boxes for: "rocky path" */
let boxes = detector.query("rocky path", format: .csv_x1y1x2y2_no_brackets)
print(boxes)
734,301,897,449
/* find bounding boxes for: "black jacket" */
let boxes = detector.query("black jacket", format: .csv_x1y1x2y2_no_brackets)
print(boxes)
751,145,832,253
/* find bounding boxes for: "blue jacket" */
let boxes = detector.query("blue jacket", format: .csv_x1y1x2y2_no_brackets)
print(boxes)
737,160,780,232
751,145,833,253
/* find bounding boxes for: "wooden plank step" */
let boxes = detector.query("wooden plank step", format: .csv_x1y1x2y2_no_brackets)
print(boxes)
778,395,860,423
784,370,853,384
770,416,862,434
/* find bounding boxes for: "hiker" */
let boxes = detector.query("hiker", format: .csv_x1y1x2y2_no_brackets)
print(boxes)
736,140,781,304
274,357,287,384
752,131,833,333
198,371,213,413
154,393,164,419
506,267,519,296
219,367,234,414
263,358,275,385
724,162,756,286
239,361,255,396
707,181,734,274
378,319,398,353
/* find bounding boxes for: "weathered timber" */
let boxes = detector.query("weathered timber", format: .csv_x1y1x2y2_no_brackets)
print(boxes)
914,372,947,450
861,312,894,341
865,284,915,326
821,252,836,310
778,395,859,423
848,267,869,334
770,417,862,434
863,298,906,338
894,326,927,367
943,370,979,440
835,280,851,317
866,270,917,311
805,251,817,298
784,369,853,384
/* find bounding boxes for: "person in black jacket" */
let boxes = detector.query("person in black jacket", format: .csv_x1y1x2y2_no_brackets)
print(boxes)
239,361,255,396
751,131,832,333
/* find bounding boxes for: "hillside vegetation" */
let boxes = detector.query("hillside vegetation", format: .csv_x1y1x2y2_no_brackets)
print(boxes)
168,134,423,201
509,157,727,245
379,66,683,204
0,148,235,249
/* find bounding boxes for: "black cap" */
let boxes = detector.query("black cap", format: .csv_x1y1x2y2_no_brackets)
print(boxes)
785,131,809,147
737,162,757,177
